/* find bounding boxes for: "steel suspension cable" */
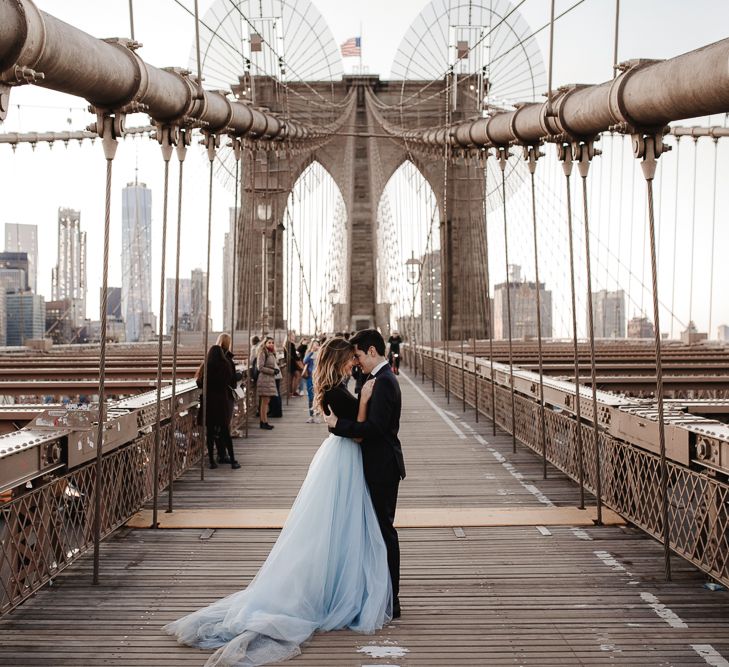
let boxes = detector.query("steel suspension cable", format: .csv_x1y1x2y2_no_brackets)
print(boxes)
559,143,585,509
151,130,173,529
497,148,517,451
442,70,452,404
636,133,672,581
229,139,241,349
669,138,680,339
526,148,547,479
201,132,217,480
483,157,497,435
708,137,719,337
92,114,119,586
128,0,135,40
167,130,188,513
688,137,699,327
244,147,257,435
577,142,603,526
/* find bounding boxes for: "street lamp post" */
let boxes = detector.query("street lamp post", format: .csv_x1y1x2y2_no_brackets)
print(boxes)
405,252,422,377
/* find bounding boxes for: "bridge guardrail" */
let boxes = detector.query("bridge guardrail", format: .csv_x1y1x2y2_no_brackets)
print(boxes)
0,379,247,616
409,344,729,589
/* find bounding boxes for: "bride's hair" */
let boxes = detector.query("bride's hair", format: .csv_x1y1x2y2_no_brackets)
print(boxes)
313,337,353,415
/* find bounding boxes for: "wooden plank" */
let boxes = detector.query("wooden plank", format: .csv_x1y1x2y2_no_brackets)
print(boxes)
1,370,728,666
127,505,624,529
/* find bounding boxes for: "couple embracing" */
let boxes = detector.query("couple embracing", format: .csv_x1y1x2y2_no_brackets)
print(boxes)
165,329,405,666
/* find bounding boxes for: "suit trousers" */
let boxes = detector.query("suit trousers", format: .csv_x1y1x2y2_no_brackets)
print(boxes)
366,465,401,601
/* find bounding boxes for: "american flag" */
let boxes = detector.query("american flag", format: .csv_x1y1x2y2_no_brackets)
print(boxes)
340,37,361,58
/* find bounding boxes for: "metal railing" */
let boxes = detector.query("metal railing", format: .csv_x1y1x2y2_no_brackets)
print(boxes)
0,382,248,616
410,345,729,588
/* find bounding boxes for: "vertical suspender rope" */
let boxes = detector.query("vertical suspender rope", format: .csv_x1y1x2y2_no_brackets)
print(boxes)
193,0,203,94
708,137,718,337
286,168,292,405
271,157,279,341
201,132,218,478
167,128,189,514
246,148,258,434
612,0,621,77
442,70,452,403
669,138,681,339
688,137,698,327
559,143,585,509
546,0,556,114
576,139,603,526
151,126,174,529
497,147,517,452
526,146,548,479
466,163,479,421
128,0,135,40
459,220,466,412
634,132,672,581
230,139,241,349
92,112,120,586
483,156,497,435
261,159,269,334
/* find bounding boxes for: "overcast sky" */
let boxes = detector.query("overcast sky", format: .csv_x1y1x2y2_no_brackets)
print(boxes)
1,0,728,335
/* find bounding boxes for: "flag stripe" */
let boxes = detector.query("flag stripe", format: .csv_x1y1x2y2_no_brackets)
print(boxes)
340,36,361,58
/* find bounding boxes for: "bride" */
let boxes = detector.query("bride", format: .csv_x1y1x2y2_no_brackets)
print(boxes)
163,336,392,666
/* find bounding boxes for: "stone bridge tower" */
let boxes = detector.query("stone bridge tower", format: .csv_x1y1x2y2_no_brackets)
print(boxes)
235,75,489,340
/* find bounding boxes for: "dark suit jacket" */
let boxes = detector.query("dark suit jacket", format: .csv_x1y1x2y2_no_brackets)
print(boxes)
332,364,406,482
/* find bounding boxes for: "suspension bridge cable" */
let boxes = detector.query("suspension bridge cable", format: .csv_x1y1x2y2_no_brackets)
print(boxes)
558,143,585,509
151,130,173,530
577,143,603,526
168,129,189,513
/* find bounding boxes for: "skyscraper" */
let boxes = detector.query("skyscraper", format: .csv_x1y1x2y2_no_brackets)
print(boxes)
52,208,87,327
121,181,153,342
222,207,239,332
493,265,552,340
165,277,192,334
190,268,210,331
6,293,45,345
591,289,626,338
102,286,123,320
627,315,654,339
0,251,29,292
4,223,38,293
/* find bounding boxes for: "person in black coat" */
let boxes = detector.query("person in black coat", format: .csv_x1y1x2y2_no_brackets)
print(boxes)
322,329,405,618
197,333,242,469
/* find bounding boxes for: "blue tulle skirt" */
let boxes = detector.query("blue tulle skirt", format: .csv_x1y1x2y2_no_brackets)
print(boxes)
163,434,392,666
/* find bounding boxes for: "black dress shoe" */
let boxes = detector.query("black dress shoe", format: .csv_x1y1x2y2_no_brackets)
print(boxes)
392,599,401,619
231,460,241,469
208,461,218,469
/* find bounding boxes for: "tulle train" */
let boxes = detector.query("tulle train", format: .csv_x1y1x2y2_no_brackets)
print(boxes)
163,434,392,666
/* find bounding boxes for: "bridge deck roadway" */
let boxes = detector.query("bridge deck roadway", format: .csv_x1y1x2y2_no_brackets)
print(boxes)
1,371,728,665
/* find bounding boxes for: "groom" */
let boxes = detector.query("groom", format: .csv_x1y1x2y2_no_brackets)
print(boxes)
323,328,405,618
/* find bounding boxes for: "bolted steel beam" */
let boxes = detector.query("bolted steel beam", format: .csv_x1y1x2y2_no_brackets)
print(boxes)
378,42,729,149
0,0,350,138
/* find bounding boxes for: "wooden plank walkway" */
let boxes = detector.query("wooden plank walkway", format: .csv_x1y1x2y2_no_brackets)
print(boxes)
1,370,728,665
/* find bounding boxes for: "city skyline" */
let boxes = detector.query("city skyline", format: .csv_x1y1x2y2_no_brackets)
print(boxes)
1,1,727,338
